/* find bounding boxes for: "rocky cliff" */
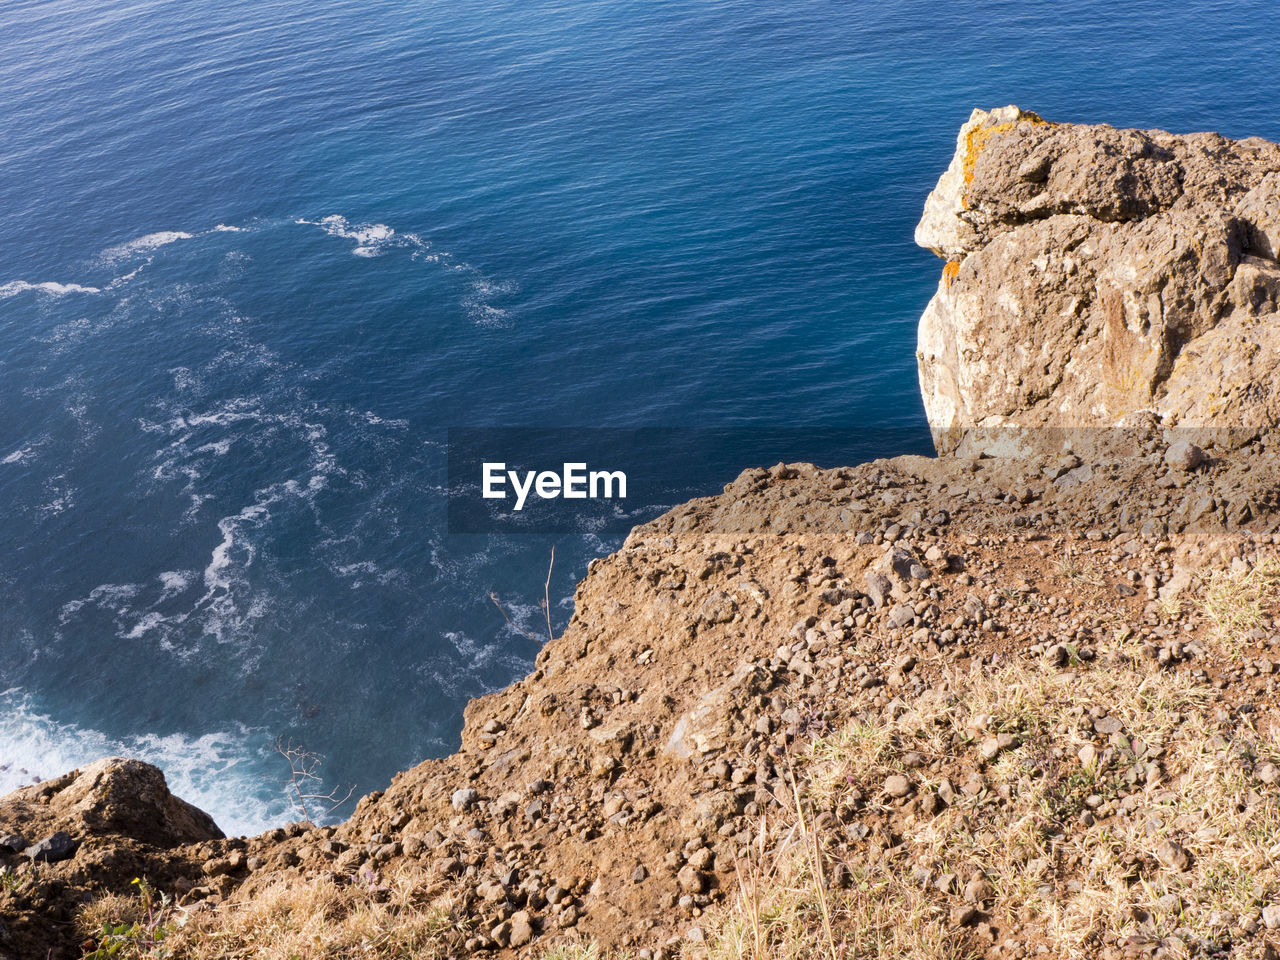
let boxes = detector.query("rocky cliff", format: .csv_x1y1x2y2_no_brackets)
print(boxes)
5,113,1280,960
916,106,1280,457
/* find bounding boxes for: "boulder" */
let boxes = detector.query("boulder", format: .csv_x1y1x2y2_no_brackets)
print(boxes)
0,757,222,848
915,106,1280,457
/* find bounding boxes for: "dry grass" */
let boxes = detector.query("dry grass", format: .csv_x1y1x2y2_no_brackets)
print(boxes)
78,863,462,959
1053,550,1107,591
1200,552,1280,655
704,796,978,960
698,650,1280,959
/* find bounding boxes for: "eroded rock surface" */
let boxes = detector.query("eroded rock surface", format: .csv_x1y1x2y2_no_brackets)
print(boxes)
916,106,1280,456
0,757,223,850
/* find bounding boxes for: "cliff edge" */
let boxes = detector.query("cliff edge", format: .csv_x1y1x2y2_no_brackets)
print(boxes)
5,112,1280,960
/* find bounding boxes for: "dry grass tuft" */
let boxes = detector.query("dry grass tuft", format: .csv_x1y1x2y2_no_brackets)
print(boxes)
1200,552,1280,655
79,863,462,959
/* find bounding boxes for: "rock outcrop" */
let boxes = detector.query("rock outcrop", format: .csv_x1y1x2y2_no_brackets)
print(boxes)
0,758,223,850
916,106,1280,456
0,758,221,959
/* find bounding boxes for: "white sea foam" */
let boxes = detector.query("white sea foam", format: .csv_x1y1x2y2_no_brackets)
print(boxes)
38,475,77,517
159,570,196,595
105,263,148,290
296,213,515,324
2,445,36,464
212,224,246,232
0,689,292,836
59,583,141,624
297,215,401,257
0,280,101,298
124,611,168,639
100,230,195,263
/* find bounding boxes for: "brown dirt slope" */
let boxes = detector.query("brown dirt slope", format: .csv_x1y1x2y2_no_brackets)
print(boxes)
6,434,1280,960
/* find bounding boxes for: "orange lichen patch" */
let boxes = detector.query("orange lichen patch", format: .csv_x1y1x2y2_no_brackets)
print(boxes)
942,260,961,287
961,110,1050,208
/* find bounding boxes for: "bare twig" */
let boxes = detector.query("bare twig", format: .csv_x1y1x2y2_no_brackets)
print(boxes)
490,547,559,645
488,593,542,643
275,738,356,824
543,545,556,644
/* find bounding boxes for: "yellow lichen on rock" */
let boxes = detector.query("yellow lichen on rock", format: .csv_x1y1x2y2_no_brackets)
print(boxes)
942,260,960,287
961,110,1050,207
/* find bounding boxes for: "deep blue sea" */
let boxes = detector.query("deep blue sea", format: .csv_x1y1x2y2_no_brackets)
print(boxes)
2,0,1277,834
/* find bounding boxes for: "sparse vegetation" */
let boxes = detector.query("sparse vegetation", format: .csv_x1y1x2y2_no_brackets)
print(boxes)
80,864,463,959
694,649,1280,959
1200,553,1280,655
82,878,181,959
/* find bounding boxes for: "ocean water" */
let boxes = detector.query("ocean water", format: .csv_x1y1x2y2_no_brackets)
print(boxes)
2,0,1278,835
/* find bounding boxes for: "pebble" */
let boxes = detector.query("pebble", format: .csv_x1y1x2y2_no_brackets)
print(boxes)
883,775,913,798
1157,839,1191,872
676,865,708,893
687,847,714,870
1164,441,1205,472
509,910,534,947
451,787,479,811
963,876,993,904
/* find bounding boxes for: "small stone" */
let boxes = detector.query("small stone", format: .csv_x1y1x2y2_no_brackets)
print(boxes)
1263,903,1280,930
677,865,708,894
0,834,28,854
963,876,993,904
1045,644,1070,667
509,910,534,947
25,832,77,863
883,775,913,798
863,572,893,609
490,920,512,947
1094,716,1123,736
951,904,981,926
887,604,916,629
1078,744,1097,768
1258,763,1279,785
1164,441,1205,472
451,787,479,811
1157,839,1191,872
687,847,714,871
434,856,463,876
